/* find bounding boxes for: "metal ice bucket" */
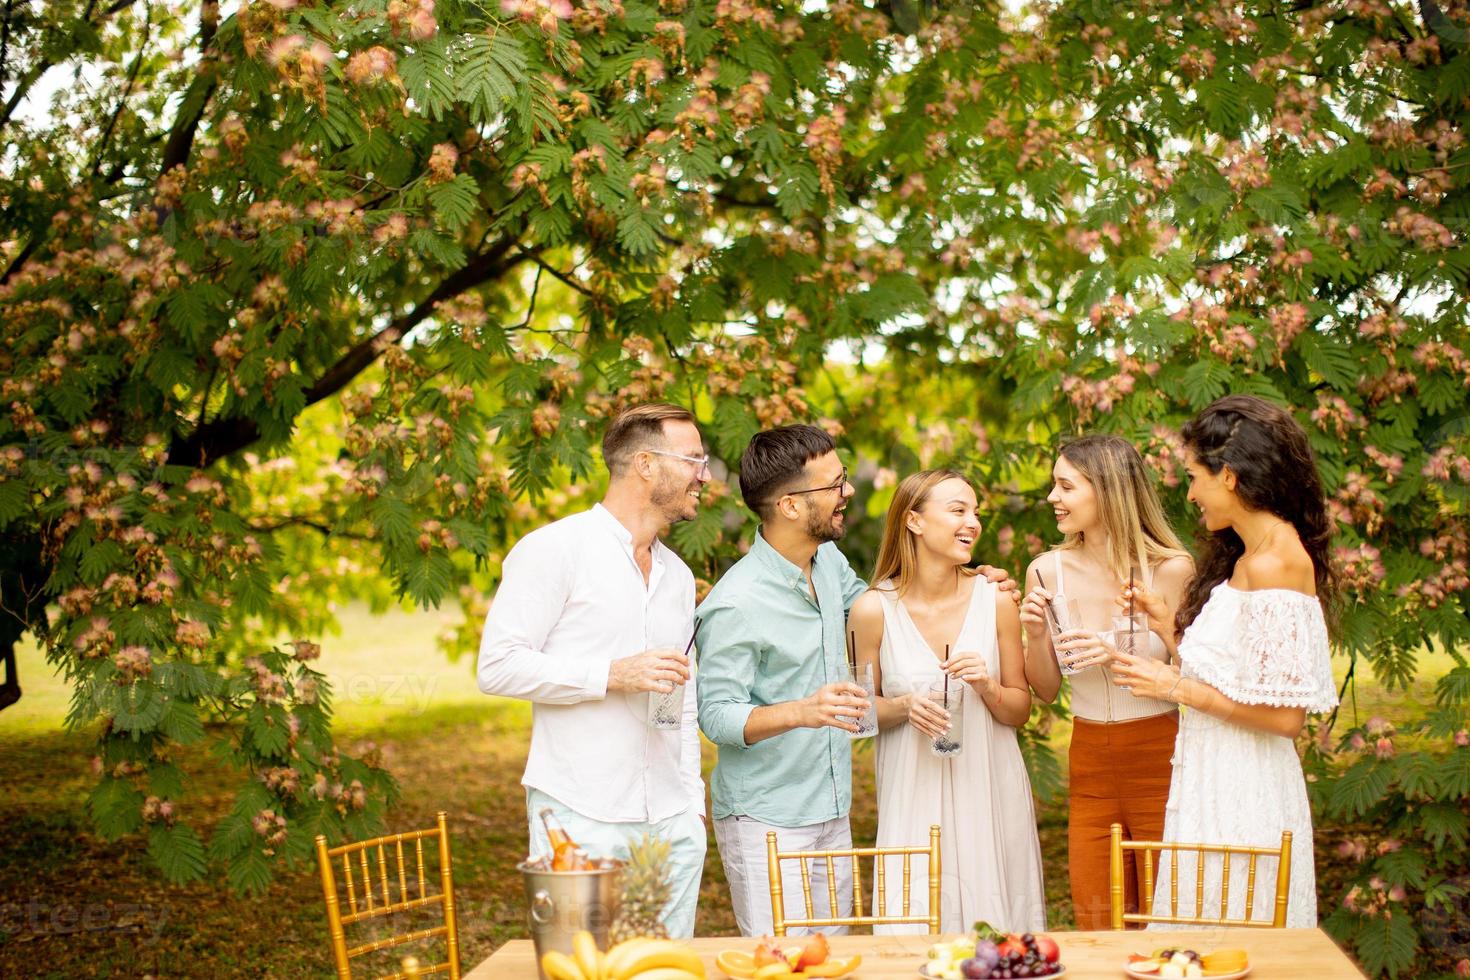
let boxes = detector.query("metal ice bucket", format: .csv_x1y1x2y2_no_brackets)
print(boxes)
518,859,623,980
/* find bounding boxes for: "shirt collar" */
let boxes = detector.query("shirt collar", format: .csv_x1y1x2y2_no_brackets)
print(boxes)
751,527,816,591
593,503,666,568
592,503,633,545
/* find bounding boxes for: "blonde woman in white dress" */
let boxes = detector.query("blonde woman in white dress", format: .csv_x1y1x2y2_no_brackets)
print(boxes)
849,469,1046,934
1110,395,1339,927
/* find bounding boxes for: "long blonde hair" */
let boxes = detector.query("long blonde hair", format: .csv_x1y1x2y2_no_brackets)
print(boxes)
871,469,981,595
1055,435,1190,583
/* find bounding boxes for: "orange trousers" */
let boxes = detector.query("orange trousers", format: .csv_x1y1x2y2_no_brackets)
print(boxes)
1067,711,1178,930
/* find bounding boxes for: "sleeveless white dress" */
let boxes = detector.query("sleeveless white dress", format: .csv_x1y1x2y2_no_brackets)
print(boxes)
871,579,1047,934
1151,583,1337,928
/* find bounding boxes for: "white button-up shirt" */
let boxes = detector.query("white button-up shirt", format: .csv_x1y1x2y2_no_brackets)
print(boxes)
477,504,704,823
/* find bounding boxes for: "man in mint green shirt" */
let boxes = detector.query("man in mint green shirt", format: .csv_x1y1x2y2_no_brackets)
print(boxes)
696,424,871,936
697,424,1019,936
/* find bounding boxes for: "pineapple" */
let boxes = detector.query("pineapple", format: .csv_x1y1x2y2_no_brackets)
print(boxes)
608,831,673,944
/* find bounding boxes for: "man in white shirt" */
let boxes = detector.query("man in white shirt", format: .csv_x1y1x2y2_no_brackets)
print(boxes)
477,403,710,937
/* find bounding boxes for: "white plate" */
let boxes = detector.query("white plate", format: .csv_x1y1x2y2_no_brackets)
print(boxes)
1124,966,1250,980
919,964,1067,978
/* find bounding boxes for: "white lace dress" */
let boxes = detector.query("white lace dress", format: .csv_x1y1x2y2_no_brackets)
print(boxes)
1151,583,1337,929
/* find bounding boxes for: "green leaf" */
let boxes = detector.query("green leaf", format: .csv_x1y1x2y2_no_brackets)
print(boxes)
88,777,144,840
1330,759,1392,818
616,206,660,257
158,697,205,744
1180,358,1231,409
669,506,724,563
426,174,480,233
0,478,28,527
1374,847,1427,889
458,31,527,122
148,823,207,884
1295,331,1358,389
227,847,273,896
398,549,454,607
1419,803,1469,851
1352,906,1418,978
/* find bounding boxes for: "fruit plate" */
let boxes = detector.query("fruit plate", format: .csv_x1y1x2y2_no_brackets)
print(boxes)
919,965,1067,979
1124,967,1249,980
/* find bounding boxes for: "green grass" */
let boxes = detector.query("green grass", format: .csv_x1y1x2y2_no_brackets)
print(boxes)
0,605,1453,976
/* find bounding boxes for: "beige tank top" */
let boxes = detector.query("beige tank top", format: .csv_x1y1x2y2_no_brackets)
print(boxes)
1051,551,1177,724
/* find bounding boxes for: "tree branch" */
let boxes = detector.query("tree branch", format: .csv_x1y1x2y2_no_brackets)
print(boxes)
0,0,143,133
518,247,595,296
248,516,375,542
167,237,535,468
90,0,153,177
157,5,220,176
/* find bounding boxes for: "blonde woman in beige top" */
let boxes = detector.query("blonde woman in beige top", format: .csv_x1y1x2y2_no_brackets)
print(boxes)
1019,435,1194,929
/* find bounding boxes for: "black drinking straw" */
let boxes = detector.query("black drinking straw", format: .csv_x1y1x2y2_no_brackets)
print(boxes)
848,629,856,673
943,644,950,708
1128,567,1137,649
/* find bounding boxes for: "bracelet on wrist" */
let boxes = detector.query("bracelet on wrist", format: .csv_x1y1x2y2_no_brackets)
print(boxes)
1166,672,1184,702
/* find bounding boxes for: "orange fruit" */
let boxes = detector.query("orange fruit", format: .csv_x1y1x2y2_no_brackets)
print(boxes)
802,953,863,978
1202,949,1249,975
716,949,759,979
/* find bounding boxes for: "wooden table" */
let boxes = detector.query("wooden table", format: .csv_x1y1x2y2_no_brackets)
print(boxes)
467,928,1366,978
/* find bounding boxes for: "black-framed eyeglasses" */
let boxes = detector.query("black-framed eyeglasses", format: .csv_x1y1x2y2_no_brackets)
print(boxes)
785,467,848,497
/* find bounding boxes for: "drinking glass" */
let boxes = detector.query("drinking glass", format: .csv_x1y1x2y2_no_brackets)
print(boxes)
847,662,878,739
1112,612,1149,694
926,681,964,757
1048,594,1085,675
646,681,684,731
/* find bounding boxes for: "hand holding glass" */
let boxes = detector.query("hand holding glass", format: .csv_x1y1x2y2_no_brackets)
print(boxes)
926,681,964,757
1047,594,1085,675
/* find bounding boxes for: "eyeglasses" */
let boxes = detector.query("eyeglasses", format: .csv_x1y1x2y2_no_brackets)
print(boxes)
646,449,711,474
785,467,849,497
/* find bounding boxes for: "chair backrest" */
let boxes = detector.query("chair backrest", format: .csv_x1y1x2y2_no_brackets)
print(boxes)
315,811,461,979
1108,822,1292,930
766,825,941,936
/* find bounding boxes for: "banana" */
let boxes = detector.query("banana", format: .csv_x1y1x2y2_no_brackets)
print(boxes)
573,930,605,980
541,949,587,980
603,938,661,978
622,970,703,980
606,938,706,980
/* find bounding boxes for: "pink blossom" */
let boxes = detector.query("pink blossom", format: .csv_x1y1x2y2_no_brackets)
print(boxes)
1375,737,1395,759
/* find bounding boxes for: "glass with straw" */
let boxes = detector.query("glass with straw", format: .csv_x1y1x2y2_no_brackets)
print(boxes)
646,631,696,731
1036,567,1085,675
845,629,878,739
1112,564,1147,693
928,645,964,757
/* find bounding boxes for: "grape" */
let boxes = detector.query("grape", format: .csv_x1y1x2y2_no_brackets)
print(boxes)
973,940,1000,970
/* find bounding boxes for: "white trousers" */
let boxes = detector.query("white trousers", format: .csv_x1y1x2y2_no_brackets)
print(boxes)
713,814,853,937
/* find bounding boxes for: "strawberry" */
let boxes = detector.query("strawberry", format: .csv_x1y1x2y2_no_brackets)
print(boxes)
795,934,830,970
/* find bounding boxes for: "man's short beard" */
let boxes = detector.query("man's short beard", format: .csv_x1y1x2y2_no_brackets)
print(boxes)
651,474,695,522
806,505,844,542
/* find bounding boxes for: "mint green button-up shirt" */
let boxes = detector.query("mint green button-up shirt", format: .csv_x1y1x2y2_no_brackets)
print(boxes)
695,530,867,827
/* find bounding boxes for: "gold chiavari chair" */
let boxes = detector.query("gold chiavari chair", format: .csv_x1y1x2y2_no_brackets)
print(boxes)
766,825,941,936
315,811,461,979
1108,822,1292,930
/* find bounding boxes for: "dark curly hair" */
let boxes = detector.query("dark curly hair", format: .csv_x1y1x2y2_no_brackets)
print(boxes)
1174,394,1339,637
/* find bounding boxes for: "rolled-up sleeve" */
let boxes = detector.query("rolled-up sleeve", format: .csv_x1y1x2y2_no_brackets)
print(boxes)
477,533,609,703
695,602,760,748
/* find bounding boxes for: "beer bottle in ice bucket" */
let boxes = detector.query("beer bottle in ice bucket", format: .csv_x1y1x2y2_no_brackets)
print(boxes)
540,808,585,871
